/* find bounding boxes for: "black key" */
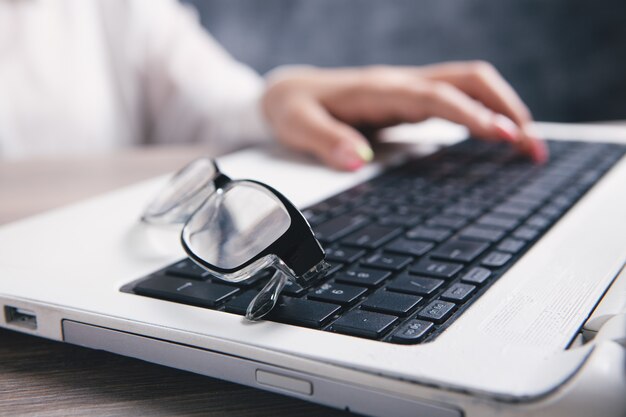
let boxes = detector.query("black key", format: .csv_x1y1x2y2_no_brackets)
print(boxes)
301,209,327,226
308,282,367,305
322,262,344,278
540,205,564,220
507,195,543,211
443,203,483,219
224,291,258,315
406,226,452,242
387,274,444,296
418,300,456,323
497,238,526,254
481,251,513,268
426,215,467,230
325,246,366,264
342,225,402,249
475,214,520,231
334,268,391,288
362,253,412,271
360,290,422,316
410,259,463,279
135,275,239,307
356,204,390,217
315,214,369,243
551,195,574,210
513,226,540,241
384,238,433,257
526,215,551,230
440,283,476,302
492,203,533,219
390,319,434,344
165,259,212,279
577,168,604,185
309,199,350,215
224,269,272,288
460,267,491,285
395,203,428,215
458,225,506,243
514,189,550,203
332,310,398,339
270,298,341,328
378,213,421,227
430,239,489,263
456,196,493,210
281,279,306,296
410,196,444,210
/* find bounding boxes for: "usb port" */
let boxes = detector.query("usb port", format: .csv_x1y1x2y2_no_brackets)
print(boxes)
4,306,37,330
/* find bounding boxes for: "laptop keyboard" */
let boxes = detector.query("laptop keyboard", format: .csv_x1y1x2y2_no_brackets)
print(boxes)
126,139,625,344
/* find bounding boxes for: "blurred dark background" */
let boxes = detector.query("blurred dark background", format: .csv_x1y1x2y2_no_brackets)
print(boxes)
182,0,626,122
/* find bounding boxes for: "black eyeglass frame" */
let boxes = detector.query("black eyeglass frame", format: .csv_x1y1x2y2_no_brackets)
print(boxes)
179,161,327,288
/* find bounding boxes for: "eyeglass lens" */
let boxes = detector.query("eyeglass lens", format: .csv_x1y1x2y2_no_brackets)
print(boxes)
142,158,217,224
182,181,291,271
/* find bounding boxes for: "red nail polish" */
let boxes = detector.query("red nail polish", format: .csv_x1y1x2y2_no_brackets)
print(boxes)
495,126,516,143
346,160,364,171
493,115,520,143
531,140,549,164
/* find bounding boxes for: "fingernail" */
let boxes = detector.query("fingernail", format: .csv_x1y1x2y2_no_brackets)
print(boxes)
333,143,365,171
522,124,542,141
530,140,549,164
493,114,520,143
520,125,549,164
355,143,374,162
346,160,365,171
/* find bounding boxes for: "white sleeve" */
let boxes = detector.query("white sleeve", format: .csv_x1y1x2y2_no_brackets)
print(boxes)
129,0,273,155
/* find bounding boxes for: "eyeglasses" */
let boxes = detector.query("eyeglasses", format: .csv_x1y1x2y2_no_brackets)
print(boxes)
141,158,330,320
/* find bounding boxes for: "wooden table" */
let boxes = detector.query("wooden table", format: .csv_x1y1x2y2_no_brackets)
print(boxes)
0,146,350,417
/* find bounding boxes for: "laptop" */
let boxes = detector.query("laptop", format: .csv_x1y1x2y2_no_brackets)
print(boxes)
1,121,625,417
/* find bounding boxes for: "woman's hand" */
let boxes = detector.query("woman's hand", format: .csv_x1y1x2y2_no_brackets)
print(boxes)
262,62,547,171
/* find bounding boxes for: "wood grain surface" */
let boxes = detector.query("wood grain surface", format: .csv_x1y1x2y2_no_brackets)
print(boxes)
0,146,353,417
0,146,206,223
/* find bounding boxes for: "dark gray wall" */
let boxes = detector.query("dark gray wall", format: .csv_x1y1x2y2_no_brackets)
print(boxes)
183,0,626,122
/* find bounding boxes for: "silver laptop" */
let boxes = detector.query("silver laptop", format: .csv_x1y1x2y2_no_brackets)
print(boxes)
1,122,625,417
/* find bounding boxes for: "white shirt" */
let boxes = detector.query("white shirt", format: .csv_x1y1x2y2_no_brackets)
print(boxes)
0,0,271,159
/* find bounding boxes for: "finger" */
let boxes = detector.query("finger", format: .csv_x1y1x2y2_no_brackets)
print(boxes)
396,81,517,143
519,124,549,163
415,83,537,158
275,97,374,171
450,63,550,163
410,62,548,162
325,72,516,143
412,61,532,126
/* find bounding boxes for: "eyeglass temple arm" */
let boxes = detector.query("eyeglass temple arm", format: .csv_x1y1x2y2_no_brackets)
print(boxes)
278,234,328,287
246,180,328,286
